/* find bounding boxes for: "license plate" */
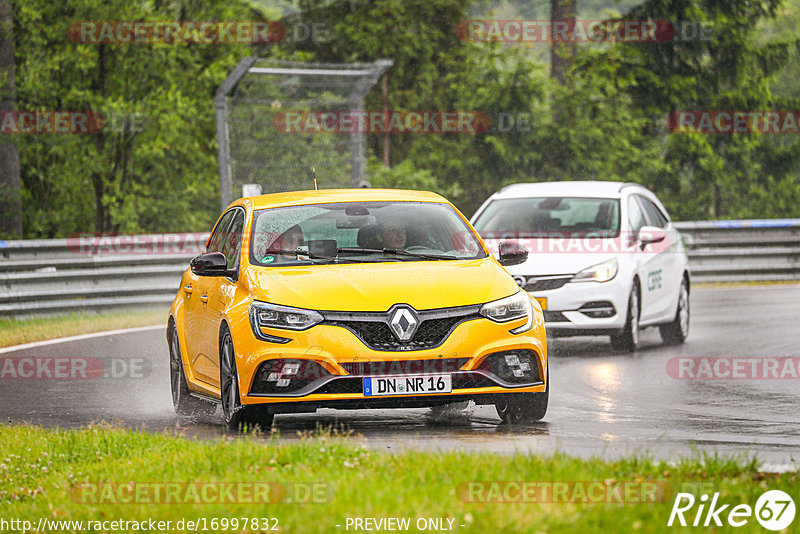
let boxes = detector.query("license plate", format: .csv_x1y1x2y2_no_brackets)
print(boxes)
363,374,452,396
534,297,547,310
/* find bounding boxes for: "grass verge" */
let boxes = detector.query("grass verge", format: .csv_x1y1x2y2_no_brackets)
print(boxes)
0,425,796,533
0,310,166,348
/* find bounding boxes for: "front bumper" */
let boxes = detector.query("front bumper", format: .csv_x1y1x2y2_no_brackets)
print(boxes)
230,311,547,407
524,275,630,335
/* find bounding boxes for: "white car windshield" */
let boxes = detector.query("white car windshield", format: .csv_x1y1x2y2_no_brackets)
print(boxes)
473,197,621,238
250,201,485,266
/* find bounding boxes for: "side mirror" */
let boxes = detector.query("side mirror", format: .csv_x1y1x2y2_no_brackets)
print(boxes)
190,252,229,276
638,226,668,250
498,241,528,266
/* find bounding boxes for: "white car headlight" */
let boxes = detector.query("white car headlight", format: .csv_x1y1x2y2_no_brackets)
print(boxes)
480,290,534,334
249,301,323,331
572,258,618,283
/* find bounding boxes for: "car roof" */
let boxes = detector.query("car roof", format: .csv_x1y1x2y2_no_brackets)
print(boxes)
233,188,448,210
491,181,646,199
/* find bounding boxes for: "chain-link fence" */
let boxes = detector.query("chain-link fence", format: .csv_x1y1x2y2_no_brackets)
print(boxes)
215,58,392,209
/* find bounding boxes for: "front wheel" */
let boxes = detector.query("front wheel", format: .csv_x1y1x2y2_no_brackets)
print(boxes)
610,284,640,352
495,371,549,424
220,327,273,431
660,278,690,345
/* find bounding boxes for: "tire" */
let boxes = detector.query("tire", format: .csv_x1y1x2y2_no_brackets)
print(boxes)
219,327,274,431
495,370,549,424
610,283,640,352
168,323,216,417
660,277,690,345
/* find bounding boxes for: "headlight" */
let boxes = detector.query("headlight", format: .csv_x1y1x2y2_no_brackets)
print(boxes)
249,301,323,331
571,258,618,283
480,290,534,334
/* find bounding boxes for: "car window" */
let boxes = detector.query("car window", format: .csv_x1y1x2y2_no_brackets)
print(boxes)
250,201,485,266
637,196,669,229
472,197,620,238
628,196,647,234
206,210,235,254
221,210,244,270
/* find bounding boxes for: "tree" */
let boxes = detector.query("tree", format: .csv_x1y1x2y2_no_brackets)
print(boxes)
618,0,794,219
550,0,579,84
12,0,261,236
0,0,22,238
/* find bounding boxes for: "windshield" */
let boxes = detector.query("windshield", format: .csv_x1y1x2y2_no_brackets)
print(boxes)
250,201,485,266
473,197,621,238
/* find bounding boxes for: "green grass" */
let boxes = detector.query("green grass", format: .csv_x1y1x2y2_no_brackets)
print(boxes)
0,310,166,348
0,425,796,533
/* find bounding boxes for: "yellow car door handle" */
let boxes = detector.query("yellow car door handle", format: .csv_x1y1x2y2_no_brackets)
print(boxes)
183,285,193,294
199,294,209,303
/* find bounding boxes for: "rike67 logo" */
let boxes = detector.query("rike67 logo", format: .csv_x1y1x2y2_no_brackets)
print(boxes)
668,490,795,530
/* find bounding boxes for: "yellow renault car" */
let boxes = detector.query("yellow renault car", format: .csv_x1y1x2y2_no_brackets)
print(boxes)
167,189,547,428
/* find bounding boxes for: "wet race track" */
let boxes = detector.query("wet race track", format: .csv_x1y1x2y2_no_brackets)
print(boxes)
1,285,799,467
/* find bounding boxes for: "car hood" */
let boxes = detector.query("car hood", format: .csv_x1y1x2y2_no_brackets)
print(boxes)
483,238,623,276
242,258,519,311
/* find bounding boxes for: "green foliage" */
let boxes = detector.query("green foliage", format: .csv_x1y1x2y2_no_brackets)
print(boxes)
620,0,800,219
13,0,259,236
10,0,800,237
3,424,799,534
281,0,800,219
366,157,463,200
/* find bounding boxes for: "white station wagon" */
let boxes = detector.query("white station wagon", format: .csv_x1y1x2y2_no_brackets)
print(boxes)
471,181,690,351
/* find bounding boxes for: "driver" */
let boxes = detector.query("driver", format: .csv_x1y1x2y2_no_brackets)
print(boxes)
264,225,305,262
377,218,407,249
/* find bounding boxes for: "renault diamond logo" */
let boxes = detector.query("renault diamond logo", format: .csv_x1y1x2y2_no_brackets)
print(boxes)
389,306,419,342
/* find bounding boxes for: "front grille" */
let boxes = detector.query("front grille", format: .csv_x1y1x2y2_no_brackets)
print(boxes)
315,373,497,395
522,276,571,291
452,372,497,389
340,358,468,376
322,305,481,352
543,311,569,322
316,378,364,395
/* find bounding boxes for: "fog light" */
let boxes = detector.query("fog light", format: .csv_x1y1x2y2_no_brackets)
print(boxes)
283,362,300,375
276,378,291,387
477,350,541,385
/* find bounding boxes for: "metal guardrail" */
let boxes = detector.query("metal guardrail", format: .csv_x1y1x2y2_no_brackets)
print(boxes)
0,234,207,318
674,219,800,283
1,221,798,317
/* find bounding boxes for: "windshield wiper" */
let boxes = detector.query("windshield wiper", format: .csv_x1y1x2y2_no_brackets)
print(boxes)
262,249,385,264
336,247,457,261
